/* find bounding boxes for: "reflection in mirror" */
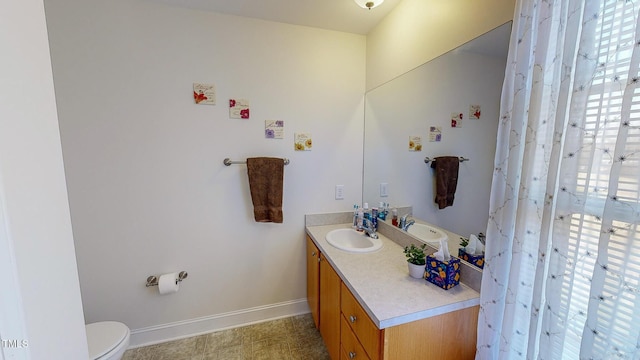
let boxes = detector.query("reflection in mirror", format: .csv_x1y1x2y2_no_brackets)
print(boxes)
363,22,512,248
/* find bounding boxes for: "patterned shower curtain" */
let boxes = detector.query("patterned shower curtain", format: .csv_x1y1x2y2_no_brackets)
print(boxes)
476,0,640,359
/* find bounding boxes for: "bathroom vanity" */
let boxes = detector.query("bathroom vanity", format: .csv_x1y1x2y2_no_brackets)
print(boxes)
305,214,481,360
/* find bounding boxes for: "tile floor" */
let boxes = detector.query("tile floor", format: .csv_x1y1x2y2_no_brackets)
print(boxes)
122,314,330,360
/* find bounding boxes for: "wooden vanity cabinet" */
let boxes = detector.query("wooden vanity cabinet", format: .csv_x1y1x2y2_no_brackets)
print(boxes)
340,285,479,360
308,234,379,360
306,234,479,360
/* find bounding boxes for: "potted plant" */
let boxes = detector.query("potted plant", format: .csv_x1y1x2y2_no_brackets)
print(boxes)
459,236,469,248
404,243,427,278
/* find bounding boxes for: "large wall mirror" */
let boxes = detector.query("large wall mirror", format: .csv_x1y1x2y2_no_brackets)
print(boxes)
363,22,512,243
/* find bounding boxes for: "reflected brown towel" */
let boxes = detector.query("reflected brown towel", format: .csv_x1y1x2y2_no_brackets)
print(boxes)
430,156,459,209
246,157,284,223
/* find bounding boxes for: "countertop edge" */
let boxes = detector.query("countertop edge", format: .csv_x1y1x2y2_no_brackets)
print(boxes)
377,297,481,328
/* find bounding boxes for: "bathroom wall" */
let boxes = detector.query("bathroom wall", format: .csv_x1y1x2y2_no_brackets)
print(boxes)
44,0,365,345
0,0,88,358
366,0,516,91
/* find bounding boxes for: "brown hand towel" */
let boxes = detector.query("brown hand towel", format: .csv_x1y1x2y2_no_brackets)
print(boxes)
430,156,459,209
246,157,284,223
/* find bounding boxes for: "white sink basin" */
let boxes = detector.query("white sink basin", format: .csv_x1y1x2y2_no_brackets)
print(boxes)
406,223,448,245
325,228,383,253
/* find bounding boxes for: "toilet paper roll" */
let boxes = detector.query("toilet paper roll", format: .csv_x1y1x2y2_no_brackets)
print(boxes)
158,272,179,295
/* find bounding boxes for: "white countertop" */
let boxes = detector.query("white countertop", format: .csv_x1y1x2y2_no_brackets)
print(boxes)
306,223,480,329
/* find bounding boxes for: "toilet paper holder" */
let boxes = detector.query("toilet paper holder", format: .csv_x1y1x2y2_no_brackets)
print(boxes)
146,271,188,287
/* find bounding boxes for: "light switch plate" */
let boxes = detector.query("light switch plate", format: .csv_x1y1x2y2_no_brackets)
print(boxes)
380,183,388,197
335,185,344,200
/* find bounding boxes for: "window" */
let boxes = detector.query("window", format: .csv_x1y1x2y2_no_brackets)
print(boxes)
555,1,640,358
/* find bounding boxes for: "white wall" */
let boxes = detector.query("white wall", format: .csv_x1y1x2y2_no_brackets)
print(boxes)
44,0,365,345
364,49,507,238
366,0,515,91
0,0,88,359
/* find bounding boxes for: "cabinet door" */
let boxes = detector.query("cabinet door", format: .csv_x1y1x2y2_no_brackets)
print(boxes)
320,253,341,360
306,236,320,328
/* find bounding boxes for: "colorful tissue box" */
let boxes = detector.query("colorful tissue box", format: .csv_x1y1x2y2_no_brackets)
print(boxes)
424,255,460,290
458,249,485,269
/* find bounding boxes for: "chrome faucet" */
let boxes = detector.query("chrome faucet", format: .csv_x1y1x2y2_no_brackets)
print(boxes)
360,218,379,239
399,213,415,231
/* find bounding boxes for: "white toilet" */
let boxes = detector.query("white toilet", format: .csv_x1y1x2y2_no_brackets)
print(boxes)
85,321,130,360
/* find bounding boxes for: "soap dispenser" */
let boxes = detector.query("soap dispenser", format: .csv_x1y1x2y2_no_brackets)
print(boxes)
391,208,398,227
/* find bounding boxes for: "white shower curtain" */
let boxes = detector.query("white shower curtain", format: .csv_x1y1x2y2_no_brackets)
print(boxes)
476,0,640,359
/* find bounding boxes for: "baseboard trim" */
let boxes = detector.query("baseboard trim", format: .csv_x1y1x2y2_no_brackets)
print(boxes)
128,298,310,348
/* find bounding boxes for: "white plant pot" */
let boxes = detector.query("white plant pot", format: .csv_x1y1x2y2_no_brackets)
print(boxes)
407,262,425,279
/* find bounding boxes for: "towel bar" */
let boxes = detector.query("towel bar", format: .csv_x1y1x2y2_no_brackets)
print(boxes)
424,156,469,164
223,158,290,166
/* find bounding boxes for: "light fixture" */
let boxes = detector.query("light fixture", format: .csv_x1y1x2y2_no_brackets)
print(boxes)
354,0,383,10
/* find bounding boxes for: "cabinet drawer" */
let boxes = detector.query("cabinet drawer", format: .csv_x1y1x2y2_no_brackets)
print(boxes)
340,283,381,360
341,315,371,360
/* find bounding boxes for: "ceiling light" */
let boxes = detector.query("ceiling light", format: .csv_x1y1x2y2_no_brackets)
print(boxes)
354,0,383,10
